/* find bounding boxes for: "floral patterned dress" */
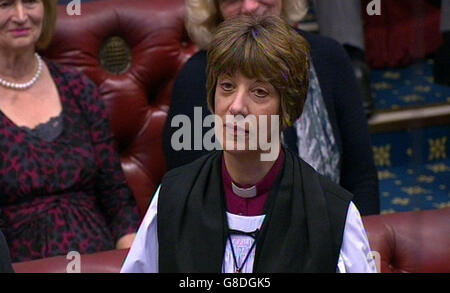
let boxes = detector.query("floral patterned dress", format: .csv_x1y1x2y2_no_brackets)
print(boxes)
0,61,140,262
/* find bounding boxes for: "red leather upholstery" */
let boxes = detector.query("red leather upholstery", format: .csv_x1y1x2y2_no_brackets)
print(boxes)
12,208,450,273
12,249,128,273
42,0,198,215
362,207,450,273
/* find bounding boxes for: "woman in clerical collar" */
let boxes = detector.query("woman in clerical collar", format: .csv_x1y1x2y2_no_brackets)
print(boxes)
121,15,377,273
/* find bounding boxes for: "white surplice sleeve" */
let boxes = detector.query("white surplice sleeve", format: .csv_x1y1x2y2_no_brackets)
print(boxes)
337,202,378,273
120,186,160,273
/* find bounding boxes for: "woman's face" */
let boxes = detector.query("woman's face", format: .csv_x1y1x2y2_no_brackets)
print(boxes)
214,71,281,156
219,0,282,20
0,0,44,52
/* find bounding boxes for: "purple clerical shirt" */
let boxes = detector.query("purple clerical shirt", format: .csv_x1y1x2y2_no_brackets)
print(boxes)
222,149,285,216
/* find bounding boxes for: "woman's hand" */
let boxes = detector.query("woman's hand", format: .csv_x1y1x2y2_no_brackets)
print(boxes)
116,233,137,249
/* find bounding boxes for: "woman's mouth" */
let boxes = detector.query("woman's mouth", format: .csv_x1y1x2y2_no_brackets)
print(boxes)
225,123,249,135
9,28,31,37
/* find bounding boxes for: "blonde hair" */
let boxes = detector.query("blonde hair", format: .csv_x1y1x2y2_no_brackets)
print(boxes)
206,15,310,127
37,0,58,50
185,0,308,49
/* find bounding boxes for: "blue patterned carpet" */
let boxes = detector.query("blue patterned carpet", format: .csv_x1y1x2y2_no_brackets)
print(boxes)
372,59,450,110
370,58,450,214
372,126,450,214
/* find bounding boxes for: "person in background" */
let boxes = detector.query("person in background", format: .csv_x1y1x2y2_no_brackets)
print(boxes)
0,0,139,262
434,0,450,86
122,15,377,273
163,0,380,216
310,0,374,117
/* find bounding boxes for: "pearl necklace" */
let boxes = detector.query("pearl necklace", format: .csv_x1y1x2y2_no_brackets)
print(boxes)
0,53,43,90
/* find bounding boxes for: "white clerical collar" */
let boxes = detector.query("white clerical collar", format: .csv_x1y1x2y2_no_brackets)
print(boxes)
231,182,257,198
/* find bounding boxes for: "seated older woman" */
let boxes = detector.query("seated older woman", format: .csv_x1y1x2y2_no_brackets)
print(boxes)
121,15,376,273
0,0,139,262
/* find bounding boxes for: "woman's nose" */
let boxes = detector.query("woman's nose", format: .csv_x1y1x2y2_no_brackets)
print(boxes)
229,90,249,116
12,3,27,23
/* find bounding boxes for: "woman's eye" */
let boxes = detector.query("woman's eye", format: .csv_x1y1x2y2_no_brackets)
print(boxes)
253,88,268,97
0,1,12,8
23,0,39,5
220,82,234,91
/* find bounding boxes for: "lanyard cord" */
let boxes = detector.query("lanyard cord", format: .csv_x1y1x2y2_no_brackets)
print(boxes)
227,228,260,273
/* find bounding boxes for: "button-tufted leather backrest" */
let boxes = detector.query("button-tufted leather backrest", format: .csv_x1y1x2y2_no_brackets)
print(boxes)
362,207,450,273
42,0,198,216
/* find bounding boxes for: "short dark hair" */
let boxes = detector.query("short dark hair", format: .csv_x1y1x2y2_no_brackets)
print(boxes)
206,15,310,127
